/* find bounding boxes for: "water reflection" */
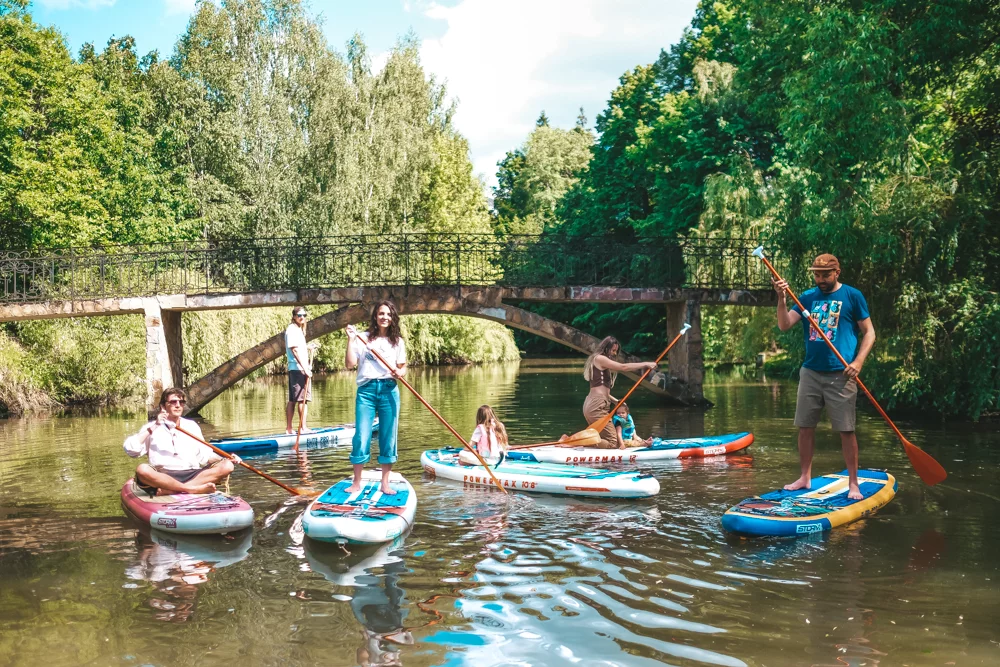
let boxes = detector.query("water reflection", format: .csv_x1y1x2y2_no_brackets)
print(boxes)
126,528,252,623
305,536,414,665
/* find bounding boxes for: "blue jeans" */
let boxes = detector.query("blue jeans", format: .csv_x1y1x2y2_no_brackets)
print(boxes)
351,379,400,465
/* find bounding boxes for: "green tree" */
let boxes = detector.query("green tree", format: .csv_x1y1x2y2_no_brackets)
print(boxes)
493,120,593,234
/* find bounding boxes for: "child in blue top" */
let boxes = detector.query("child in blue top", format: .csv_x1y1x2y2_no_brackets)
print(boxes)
611,403,652,448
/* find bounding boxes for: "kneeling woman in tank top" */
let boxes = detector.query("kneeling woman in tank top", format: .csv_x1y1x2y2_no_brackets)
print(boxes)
583,336,658,449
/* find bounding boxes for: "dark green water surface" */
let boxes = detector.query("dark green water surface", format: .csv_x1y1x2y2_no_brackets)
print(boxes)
1,361,998,666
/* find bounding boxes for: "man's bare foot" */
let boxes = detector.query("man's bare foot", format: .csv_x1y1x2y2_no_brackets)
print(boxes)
298,427,312,434
157,482,216,496
285,430,295,435
380,484,397,496
783,477,811,492
847,485,863,500
346,483,362,494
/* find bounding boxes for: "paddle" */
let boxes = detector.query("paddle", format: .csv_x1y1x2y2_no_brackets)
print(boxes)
509,323,691,451
293,376,311,453
293,343,317,452
353,332,509,495
752,245,947,486
174,424,316,496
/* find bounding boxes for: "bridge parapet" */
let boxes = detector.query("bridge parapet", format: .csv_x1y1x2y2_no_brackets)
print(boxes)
1,234,777,306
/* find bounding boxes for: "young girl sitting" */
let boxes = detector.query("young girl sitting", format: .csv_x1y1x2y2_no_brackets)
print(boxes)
458,405,509,466
612,403,653,448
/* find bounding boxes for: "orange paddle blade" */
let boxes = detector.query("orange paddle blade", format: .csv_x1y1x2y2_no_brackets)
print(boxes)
903,438,948,486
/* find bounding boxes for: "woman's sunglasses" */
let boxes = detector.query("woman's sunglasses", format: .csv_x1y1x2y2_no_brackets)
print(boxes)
166,398,186,406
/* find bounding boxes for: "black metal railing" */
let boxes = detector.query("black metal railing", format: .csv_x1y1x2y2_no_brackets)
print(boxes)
0,235,775,305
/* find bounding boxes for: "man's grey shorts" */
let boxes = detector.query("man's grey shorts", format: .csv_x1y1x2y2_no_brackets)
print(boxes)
794,367,858,432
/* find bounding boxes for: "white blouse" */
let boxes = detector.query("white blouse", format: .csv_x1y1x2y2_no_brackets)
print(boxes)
352,333,406,386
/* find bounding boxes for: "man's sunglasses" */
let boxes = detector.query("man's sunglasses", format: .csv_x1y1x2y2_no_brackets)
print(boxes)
294,312,308,317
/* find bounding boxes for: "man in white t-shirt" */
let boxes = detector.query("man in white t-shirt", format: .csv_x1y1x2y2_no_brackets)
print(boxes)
123,388,236,496
285,307,313,434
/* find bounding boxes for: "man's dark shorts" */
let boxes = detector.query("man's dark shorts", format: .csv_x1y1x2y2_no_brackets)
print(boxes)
288,370,312,403
137,468,205,497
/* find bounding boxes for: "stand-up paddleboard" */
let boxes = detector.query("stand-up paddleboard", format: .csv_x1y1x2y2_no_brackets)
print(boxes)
506,432,754,466
302,470,416,545
421,448,660,498
120,479,254,535
212,418,379,455
721,469,897,537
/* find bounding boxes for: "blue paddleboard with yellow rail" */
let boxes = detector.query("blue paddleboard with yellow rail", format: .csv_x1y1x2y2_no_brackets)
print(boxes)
721,469,897,537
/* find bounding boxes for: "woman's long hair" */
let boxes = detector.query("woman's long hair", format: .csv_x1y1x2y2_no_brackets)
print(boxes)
583,336,620,388
476,405,508,449
366,300,402,346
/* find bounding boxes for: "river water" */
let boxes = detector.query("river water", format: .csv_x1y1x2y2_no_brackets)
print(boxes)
1,360,998,666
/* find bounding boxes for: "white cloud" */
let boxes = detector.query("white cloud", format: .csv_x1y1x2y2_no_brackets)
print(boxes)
34,0,116,9
164,0,197,16
419,0,699,191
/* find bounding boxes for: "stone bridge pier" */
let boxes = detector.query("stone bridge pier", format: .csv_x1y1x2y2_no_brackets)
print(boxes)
142,299,184,412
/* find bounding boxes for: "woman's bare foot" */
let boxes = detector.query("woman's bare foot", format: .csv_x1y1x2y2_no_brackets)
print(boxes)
783,477,811,492
380,484,397,496
346,483,362,494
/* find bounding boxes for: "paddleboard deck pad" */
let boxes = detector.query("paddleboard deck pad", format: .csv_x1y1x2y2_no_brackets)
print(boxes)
721,469,897,537
421,448,660,498
506,432,753,465
302,471,416,545
212,418,378,454
120,479,254,535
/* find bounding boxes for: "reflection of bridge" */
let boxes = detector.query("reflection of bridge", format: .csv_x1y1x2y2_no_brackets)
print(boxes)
0,235,777,411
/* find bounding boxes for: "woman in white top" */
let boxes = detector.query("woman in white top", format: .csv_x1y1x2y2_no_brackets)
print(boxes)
458,405,509,466
123,388,236,496
345,300,407,495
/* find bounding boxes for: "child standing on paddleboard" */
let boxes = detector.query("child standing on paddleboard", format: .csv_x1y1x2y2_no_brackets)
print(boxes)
459,405,509,466
612,403,652,448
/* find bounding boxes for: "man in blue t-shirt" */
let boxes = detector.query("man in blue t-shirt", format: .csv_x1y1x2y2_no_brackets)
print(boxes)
773,253,876,500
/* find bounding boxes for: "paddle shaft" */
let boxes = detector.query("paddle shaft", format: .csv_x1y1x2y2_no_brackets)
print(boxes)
757,250,945,485
293,375,311,452
174,424,305,495
357,336,509,494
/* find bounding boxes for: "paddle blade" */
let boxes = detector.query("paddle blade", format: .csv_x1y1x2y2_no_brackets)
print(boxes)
903,438,947,486
558,428,601,447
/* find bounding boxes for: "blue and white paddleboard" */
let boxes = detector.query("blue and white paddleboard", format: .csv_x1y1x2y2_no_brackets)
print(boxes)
302,471,416,545
721,469,897,537
212,418,378,455
420,448,659,498
506,432,753,466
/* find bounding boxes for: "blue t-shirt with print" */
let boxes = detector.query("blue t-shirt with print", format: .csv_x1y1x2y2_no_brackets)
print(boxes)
612,414,636,440
791,284,870,372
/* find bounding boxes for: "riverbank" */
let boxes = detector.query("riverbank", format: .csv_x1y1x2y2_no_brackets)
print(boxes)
0,308,519,417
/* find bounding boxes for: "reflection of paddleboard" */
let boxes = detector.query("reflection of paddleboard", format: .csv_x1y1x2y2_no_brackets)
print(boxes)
304,534,406,587
302,471,416,545
421,448,659,498
212,418,379,455
127,528,254,583
120,479,254,535
721,469,897,537
506,432,754,465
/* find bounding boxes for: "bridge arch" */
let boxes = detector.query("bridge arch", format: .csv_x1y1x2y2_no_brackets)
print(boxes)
183,286,705,414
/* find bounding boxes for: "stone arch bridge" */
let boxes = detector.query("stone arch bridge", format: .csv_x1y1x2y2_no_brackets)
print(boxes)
0,234,778,412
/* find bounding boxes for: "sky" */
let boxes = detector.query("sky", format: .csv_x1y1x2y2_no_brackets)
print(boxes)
29,0,700,190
